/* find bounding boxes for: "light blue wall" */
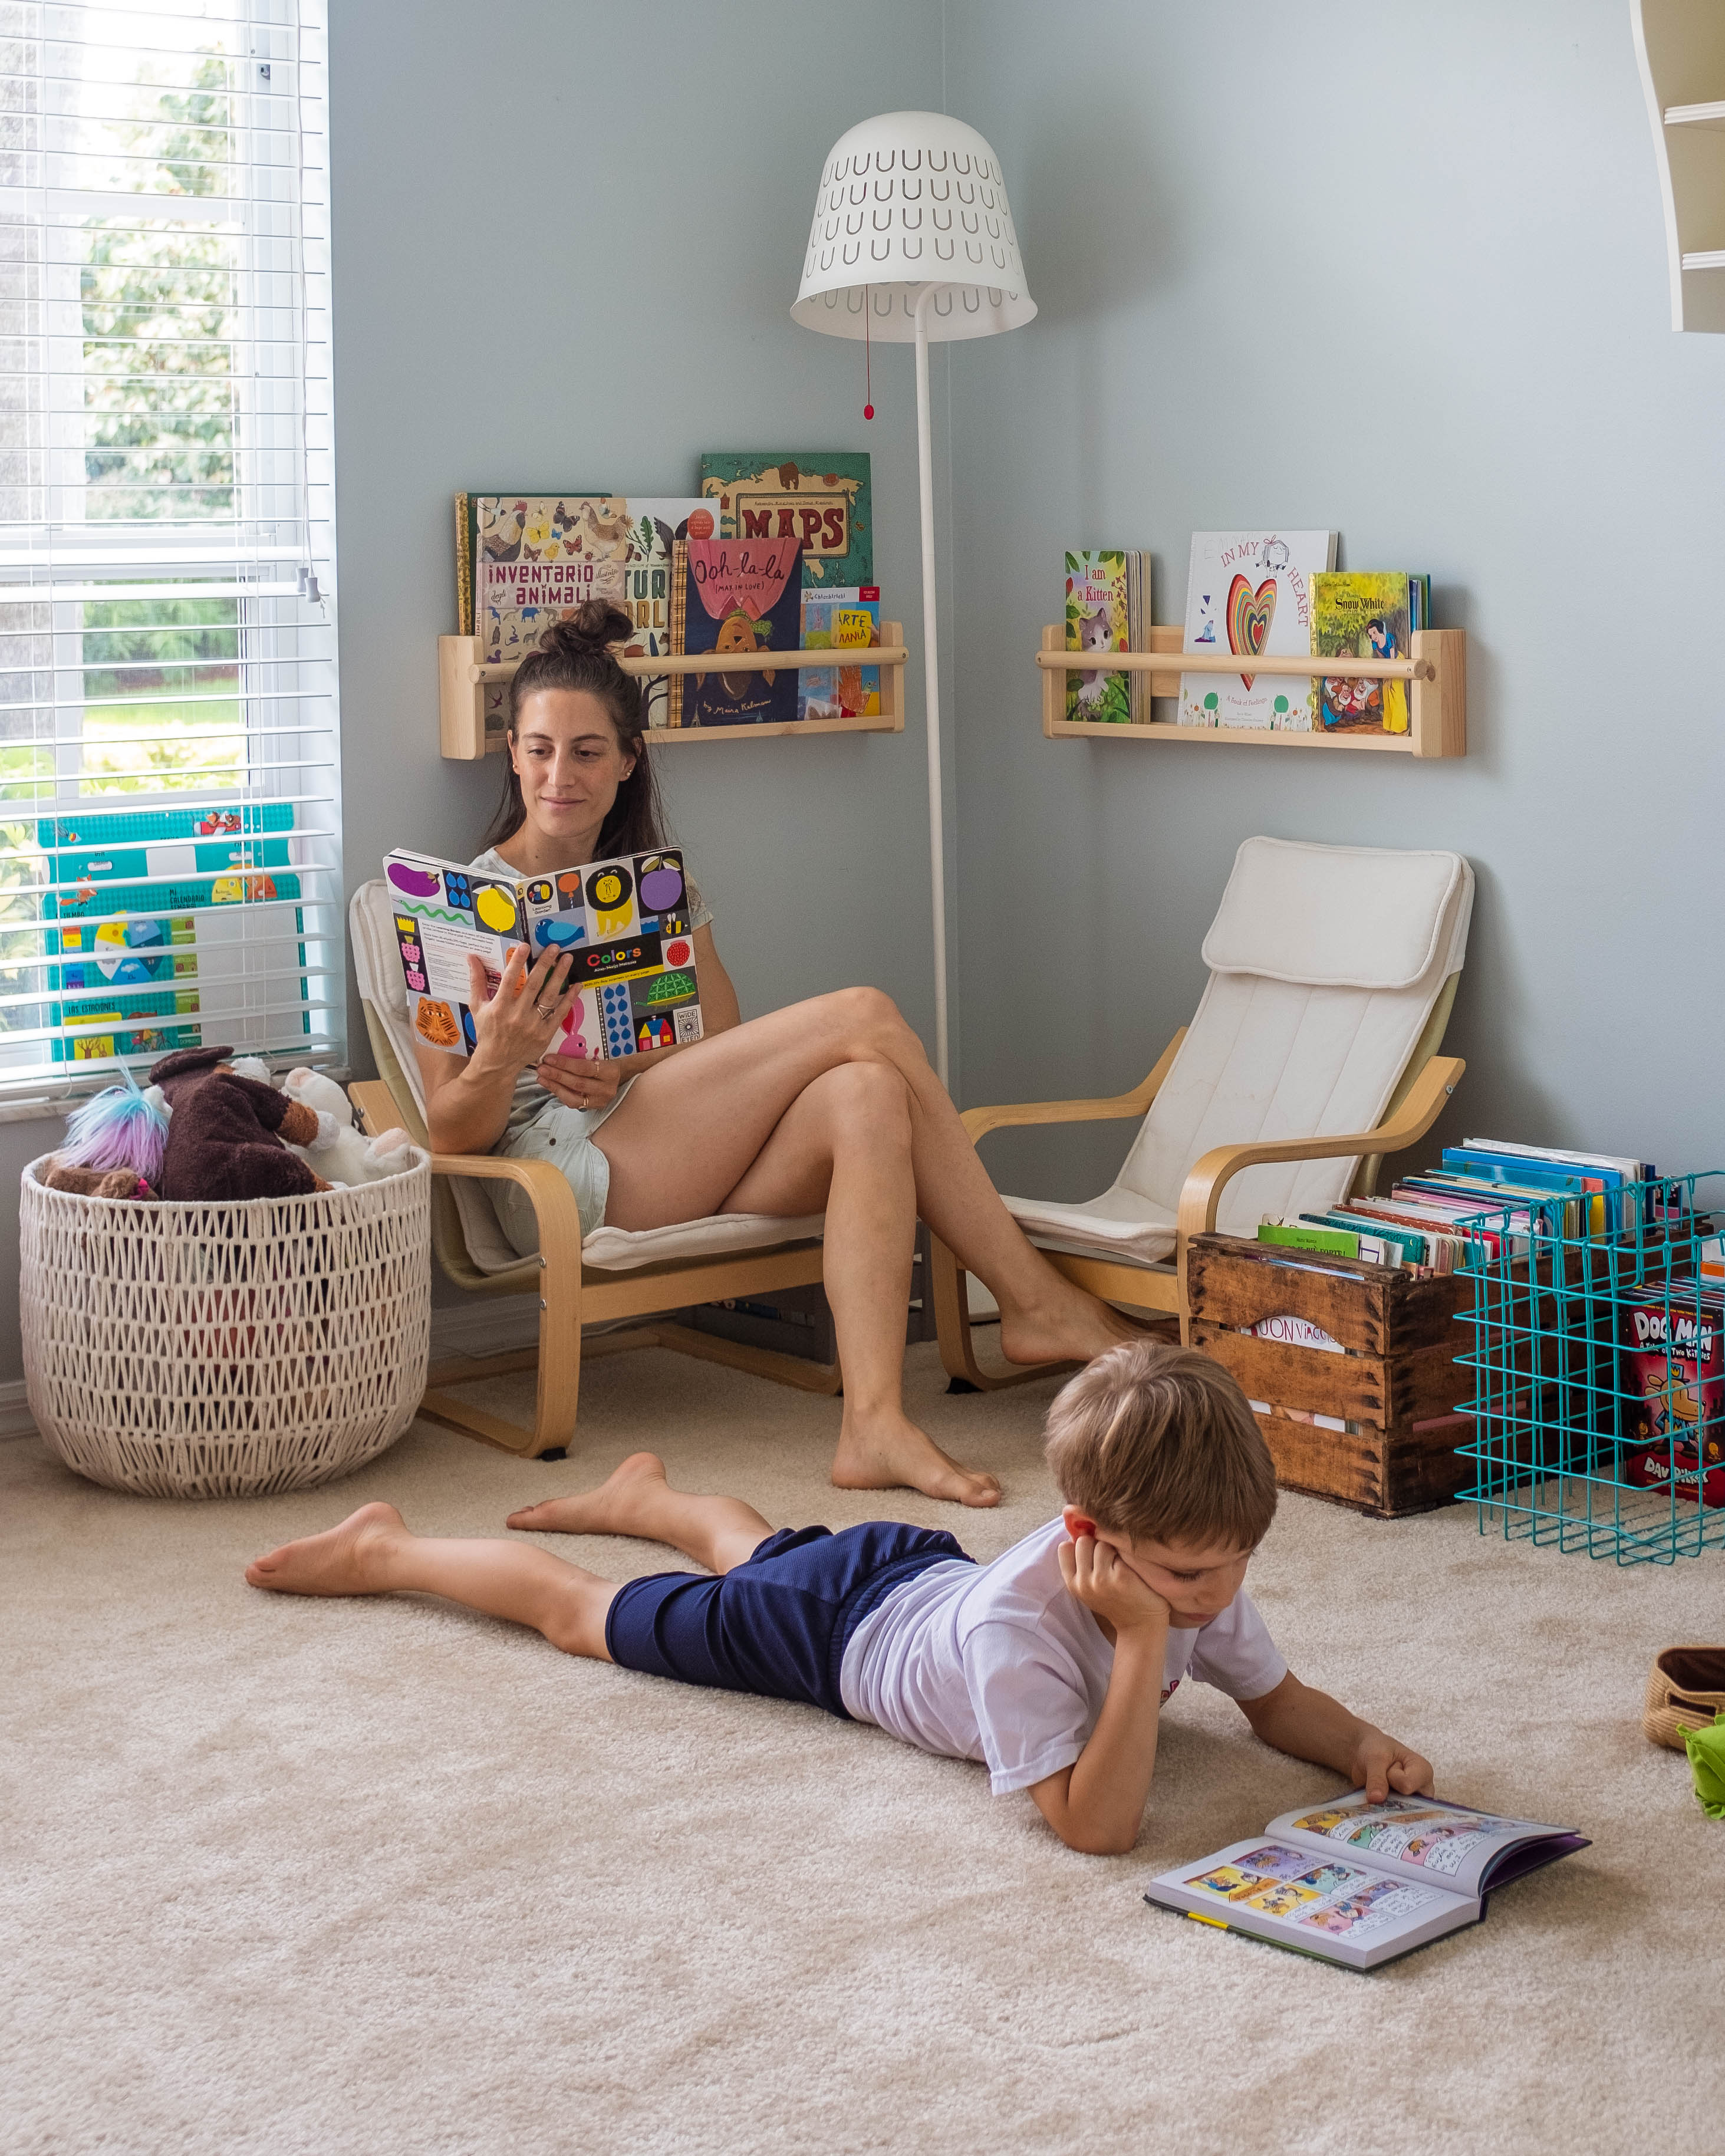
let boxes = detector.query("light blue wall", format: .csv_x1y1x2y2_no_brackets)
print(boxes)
944,0,1724,1204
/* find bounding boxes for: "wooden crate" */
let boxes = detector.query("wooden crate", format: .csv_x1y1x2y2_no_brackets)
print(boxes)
1184,1234,1472,1519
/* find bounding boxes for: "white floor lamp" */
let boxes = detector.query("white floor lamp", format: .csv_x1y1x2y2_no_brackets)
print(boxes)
793,112,1035,1089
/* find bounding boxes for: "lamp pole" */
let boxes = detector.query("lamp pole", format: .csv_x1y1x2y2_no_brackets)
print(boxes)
913,283,950,1088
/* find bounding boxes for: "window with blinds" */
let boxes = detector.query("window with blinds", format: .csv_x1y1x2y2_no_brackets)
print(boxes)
0,0,339,1109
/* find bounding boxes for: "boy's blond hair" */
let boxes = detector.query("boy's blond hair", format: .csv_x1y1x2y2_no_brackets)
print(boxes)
1043,1341,1277,1551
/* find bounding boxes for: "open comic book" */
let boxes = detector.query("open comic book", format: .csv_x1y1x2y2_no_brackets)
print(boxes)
384,848,702,1063
1144,1793,1587,1970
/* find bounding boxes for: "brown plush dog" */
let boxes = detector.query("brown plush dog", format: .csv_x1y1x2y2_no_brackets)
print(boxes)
147,1046,333,1202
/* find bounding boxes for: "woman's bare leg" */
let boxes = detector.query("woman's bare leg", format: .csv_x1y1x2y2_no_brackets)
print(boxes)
716,1059,1000,1506
507,1450,773,1572
245,1502,619,1657
595,988,1134,1370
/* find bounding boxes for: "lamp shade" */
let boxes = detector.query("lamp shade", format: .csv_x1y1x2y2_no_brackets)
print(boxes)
792,111,1035,343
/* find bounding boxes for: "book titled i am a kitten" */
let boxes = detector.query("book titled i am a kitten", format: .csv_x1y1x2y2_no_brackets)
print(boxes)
1064,550,1130,723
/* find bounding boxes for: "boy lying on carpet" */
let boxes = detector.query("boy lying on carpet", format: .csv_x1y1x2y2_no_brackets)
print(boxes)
246,1342,1433,1854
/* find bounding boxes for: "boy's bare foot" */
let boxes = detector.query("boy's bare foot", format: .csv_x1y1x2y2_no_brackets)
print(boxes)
506,1451,667,1538
245,1500,406,1595
831,1418,1001,1508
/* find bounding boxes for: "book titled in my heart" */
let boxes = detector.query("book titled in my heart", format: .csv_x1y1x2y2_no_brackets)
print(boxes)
1178,529,1336,731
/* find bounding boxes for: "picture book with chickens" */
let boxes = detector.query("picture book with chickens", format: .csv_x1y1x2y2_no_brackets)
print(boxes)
1145,1792,1586,1970
384,847,703,1064
682,537,804,728
1064,550,1130,724
697,454,872,590
1178,530,1336,730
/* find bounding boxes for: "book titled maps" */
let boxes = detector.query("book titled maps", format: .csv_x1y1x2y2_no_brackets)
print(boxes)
1180,530,1336,730
798,585,880,721
1146,1792,1586,1971
384,847,703,1063
1311,572,1431,736
683,538,805,728
453,495,713,740
697,454,871,590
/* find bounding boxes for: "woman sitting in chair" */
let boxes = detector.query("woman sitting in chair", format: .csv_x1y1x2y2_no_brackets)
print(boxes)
420,603,1136,1507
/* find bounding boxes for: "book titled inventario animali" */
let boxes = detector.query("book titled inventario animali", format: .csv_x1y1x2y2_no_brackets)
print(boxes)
383,847,703,1064
1144,1792,1586,1970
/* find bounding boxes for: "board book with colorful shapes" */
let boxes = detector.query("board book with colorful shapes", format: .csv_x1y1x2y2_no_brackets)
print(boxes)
1179,529,1336,730
696,453,871,590
384,848,703,1063
1145,1792,1586,1970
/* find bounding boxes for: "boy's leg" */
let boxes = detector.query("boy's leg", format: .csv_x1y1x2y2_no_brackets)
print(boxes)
507,1451,773,1576
245,1502,619,1658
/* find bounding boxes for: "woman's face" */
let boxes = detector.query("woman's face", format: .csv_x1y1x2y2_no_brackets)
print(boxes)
509,689,636,851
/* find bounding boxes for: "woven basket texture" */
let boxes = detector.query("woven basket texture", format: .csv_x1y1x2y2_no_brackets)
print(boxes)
21,1153,432,1499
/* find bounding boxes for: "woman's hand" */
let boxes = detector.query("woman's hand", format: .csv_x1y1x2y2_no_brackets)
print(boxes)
466,944,576,1072
533,1038,683,1111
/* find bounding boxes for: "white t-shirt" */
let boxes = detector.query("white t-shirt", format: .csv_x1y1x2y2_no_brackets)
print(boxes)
837,1516,1287,1796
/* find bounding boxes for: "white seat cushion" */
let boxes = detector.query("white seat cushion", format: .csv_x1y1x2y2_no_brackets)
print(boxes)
1001,1190,1177,1268
349,881,823,1277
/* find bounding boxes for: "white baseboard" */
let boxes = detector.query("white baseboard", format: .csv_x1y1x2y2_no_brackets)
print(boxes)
0,1380,38,1441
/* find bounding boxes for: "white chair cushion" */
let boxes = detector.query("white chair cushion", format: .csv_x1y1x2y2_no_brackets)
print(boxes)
1201,836,1471,989
993,840,1474,1275
1002,1190,1177,1268
349,881,822,1277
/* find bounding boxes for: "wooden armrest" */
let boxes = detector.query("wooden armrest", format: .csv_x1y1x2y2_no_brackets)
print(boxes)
962,1029,1186,1142
350,1078,584,1266
1174,1054,1465,1241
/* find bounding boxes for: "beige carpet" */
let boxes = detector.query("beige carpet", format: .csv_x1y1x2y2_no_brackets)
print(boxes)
2,1341,1717,2156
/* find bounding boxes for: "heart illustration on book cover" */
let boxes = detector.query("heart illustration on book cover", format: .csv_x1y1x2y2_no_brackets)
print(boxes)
1227,574,1276,690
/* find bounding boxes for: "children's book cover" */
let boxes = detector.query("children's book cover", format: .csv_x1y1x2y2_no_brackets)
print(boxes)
1618,1286,1725,1506
798,585,880,721
683,538,804,728
1064,551,1130,723
697,455,871,588
457,495,716,742
1311,571,1415,735
1179,530,1336,730
385,847,703,1062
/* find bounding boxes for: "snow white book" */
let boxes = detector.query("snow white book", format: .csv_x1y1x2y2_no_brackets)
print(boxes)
384,848,703,1064
1144,1792,1586,1970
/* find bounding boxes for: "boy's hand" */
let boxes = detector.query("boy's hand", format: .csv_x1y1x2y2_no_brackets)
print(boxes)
1351,1728,1436,1806
1058,1534,1171,1638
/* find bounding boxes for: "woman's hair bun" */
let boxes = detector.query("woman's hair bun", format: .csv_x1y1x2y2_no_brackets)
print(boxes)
539,598,632,657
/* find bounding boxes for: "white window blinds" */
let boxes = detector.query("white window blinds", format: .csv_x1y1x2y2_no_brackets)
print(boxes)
0,0,340,1110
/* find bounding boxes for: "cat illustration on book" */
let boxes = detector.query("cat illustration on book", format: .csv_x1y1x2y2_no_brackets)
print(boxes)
1075,602,1115,710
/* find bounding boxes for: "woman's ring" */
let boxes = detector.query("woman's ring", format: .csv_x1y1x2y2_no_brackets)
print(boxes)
534,1000,555,1019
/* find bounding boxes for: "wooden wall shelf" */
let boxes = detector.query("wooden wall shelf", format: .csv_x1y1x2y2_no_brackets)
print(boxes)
438,624,908,759
1036,624,1466,758
1633,0,1725,330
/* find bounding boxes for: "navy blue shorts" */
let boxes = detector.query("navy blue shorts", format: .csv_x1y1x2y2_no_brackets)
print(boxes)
603,1522,975,1719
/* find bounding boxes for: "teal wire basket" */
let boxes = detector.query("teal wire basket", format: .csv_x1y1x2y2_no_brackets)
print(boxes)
1457,1171,1725,1565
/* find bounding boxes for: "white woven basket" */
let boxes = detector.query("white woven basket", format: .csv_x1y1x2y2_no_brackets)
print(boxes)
21,1153,433,1499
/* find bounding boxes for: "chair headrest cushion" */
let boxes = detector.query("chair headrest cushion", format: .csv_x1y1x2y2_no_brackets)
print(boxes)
1200,837,1473,990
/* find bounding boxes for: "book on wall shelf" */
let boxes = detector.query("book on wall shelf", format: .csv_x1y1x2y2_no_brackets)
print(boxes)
696,453,872,590
798,584,881,721
1145,1792,1586,1971
1178,529,1336,730
1311,571,1431,736
680,538,805,729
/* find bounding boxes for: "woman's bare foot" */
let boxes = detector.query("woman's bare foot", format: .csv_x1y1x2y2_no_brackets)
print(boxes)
831,1417,1001,1508
506,1451,668,1538
998,1287,1148,1370
245,1500,406,1595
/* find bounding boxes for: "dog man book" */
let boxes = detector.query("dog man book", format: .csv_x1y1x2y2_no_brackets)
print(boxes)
1145,1792,1585,1970
384,848,703,1063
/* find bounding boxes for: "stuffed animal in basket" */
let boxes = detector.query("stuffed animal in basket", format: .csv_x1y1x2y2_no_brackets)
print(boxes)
39,1066,171,1200
146,1045,334,1202
280,1066,415,1187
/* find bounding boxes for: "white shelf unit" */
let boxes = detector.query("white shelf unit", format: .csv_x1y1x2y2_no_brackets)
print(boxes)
1633,0,1725,329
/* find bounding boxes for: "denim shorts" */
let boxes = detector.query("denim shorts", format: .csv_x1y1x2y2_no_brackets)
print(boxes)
603,1522,976,1717
489,1082,635,1249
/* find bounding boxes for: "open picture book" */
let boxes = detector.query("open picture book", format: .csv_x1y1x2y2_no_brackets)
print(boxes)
1144,1792,1588,1970
384,847,703,1062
